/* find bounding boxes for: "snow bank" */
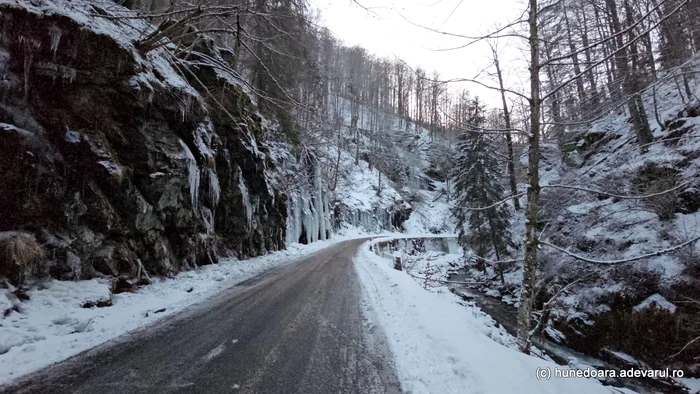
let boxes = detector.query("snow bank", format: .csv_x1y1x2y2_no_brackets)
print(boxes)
355,240,615,394
0,238,350,385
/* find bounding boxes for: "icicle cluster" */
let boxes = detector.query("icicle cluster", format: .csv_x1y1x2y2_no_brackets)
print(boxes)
48,24,61,59
285,165,331,245
179,140,200,212
207,168,220,208
238,169,255,230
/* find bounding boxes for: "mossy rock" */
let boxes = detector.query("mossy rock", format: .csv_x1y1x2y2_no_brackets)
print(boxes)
631,163,679,220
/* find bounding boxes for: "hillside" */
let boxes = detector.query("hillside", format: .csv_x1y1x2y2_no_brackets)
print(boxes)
458,60,700,380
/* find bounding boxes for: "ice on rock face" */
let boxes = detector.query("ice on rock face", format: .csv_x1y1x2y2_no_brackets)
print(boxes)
322,191,331,238
48,24,61,58
97,160,122,177
284,164,331,245
285,189,329,245
180,140,200,211
286,192,303,245
207,169,220,208
64,128,81,143
303,193,320,243
314,165,326,241
343,208,393,233
238,169,254,230
195,121,217,159
201,207,214,235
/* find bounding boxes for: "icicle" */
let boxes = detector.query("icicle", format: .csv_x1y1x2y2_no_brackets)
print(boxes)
302,194,319,243
48,24,61,59
313,165,326,241
286,192,303,245
238,170,254,229
180,94,193,122
180,140,200,211
201,207,214,234
322,191,331,239
207,168,220,208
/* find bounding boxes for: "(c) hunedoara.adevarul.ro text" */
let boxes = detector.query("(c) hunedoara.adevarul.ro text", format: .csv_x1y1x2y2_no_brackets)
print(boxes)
535,366,685,380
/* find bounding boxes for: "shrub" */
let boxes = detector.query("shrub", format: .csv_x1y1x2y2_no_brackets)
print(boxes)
0,231,44,286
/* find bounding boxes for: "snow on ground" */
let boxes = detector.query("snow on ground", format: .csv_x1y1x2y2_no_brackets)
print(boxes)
682,377,700,394
0,237,359,385
355,239,617,394
334,150,404,213
403,189,455,235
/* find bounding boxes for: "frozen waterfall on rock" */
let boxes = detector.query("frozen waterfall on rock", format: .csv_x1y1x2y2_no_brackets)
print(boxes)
286,164,331,245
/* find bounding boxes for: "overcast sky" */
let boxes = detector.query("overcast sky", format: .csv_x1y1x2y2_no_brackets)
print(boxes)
307,0,529,105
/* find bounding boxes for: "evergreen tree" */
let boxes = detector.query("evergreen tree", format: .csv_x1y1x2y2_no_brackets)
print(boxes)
452,98,513,281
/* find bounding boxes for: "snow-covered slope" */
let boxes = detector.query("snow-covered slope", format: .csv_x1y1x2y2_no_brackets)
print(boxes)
275,95,454,241
356,239,616,394
466,60,700,376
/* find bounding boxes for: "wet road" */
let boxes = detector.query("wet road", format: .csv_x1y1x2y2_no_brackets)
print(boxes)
3,239,401,394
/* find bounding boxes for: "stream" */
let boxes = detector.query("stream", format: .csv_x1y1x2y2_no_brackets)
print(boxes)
372,236,686,394
447,269,686,394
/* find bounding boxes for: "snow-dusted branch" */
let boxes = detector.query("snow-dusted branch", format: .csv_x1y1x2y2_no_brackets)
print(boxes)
459,192,527,211
540,0,670,67
95,4,244,20
540,235,700,265
665,335,700,360
541,0,690,101
542,180,693,200
397,11,528,43
438,106,528,136
396,59,531,102
404,271,483,286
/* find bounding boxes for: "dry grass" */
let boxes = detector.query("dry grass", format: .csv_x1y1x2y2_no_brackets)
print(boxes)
0,231,44,285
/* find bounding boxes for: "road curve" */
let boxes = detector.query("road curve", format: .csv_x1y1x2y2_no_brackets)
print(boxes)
3,239,401,394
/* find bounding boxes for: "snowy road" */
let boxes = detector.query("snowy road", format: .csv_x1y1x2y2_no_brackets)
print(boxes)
4,239,401,394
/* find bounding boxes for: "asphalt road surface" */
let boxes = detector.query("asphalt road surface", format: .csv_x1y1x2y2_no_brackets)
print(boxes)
3,239,402,394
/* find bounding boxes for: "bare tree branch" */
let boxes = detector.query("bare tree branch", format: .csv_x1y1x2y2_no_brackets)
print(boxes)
540,235,700,265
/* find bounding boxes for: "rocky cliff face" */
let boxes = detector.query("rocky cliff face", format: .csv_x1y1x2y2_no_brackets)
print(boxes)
0,0,286,283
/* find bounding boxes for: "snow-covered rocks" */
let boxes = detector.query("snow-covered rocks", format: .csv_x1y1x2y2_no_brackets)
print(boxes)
0,0,286,281
633,294,677,314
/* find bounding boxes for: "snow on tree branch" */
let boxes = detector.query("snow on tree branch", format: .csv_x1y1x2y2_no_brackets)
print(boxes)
540,235,700,265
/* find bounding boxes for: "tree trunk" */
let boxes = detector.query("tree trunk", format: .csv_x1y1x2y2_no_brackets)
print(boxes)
351,93,359,164
579,8,598,110
331,118,342,191
493,51,521,210
232,13,243,72
605,0,654,146
517,0,541,355
652,86,665,131
563,6,585,105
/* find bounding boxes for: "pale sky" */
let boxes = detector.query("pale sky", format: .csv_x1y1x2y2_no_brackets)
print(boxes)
307,0,529,105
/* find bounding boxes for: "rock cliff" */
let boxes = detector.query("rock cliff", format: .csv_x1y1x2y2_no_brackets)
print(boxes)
0,0,286,283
